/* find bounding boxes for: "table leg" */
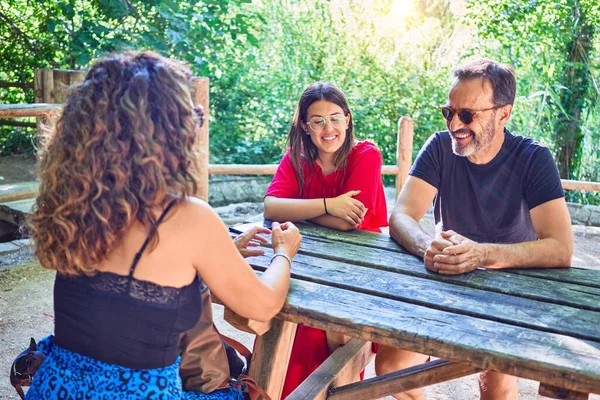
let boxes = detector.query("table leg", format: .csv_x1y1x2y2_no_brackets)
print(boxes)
539,383,589,400
248,319,298,400
287,338,374,400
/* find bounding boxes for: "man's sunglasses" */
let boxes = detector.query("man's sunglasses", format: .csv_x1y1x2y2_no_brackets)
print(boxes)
439,105,503,125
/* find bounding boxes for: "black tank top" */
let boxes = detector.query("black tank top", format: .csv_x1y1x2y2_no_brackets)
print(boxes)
54,199,202,369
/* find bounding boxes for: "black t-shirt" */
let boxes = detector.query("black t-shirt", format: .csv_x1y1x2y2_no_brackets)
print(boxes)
409,129,564,244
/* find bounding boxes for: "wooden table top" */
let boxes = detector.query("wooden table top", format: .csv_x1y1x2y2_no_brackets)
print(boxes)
243,219,600,395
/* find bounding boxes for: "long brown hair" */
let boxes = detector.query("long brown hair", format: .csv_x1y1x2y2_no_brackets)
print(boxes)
287,82,355,196
30,51,201,275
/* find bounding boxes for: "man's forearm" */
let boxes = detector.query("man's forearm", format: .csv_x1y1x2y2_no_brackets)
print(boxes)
483,238,572,269
389,213,433,259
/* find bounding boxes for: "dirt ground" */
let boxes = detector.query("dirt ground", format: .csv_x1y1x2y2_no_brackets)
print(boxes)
0,154,37,184
1,154,599,399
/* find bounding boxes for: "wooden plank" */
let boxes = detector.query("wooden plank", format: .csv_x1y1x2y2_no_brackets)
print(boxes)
0,198,34,227
247,252,600,341
289,235,600,312
243,217,407,254
0,182,38,203
274,277,600,394
34,70,43,103
209,164,401,175
223,306,272,335
287,339,373,400
248,319,297,400
0,81,34,89
506,268,600,289
328,359,480,400
0,120,36,128
42,69,54,103
562,180,600,192
539,383,590,399
0,103,62,118
293,221,410,253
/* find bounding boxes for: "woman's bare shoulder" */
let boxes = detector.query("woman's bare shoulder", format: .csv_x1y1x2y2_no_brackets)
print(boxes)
174,197,224,230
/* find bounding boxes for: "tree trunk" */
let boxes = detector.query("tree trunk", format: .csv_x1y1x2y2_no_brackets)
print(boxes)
554,1,595,179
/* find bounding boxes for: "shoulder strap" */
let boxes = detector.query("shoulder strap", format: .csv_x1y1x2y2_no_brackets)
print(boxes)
214,324,252,360
129,198,178,276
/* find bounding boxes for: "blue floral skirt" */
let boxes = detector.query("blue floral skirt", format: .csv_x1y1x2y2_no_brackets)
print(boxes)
26,336,243,400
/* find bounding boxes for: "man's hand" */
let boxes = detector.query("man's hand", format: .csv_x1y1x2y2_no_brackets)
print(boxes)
430,230,486,275
423,235,454,272
233,226,272,258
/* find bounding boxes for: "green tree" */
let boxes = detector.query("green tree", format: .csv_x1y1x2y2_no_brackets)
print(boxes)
0,0,261,154
467,0,599,180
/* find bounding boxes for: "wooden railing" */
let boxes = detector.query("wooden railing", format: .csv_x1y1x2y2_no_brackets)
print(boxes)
1,69,599,204
0,80,37,128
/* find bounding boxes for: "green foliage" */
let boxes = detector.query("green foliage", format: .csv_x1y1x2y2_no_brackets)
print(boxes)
466,0,600,196
0,126,35,156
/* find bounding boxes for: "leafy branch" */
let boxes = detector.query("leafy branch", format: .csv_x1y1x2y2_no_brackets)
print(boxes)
0,9,54,66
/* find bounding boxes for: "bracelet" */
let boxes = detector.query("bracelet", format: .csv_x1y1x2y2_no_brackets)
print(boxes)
323,197,329,215
270,252,292,267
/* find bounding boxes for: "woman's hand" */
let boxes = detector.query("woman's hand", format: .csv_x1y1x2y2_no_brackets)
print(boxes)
271,221,302,259
326,190,367,226
233,226,272,258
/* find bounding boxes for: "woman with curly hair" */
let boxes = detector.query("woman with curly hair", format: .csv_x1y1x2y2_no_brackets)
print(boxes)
26,51,301,399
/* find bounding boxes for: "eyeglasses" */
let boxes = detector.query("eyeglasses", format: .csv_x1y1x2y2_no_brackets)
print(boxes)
439,105,503,125
307,115,346,132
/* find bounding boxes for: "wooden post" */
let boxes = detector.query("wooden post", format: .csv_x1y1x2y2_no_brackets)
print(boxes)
34,69,44,137
191,78,210,201
33,69,87,137
395,117,414,199
41,69,54,104
33,70,43,103
248,319,297,400
52,69,86,103
287,339,374,400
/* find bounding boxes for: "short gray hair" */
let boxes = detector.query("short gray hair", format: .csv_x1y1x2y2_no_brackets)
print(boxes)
453,58,516,106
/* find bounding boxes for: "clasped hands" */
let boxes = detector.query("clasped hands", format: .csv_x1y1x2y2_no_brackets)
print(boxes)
424,230,487,275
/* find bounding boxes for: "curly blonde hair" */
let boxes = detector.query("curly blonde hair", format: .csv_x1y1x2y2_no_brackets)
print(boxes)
30,51,201,275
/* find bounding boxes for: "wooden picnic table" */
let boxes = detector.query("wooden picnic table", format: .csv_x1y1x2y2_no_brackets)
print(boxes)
229,218,600,400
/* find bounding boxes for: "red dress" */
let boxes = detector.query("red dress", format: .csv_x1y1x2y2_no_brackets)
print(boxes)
265,140,387,398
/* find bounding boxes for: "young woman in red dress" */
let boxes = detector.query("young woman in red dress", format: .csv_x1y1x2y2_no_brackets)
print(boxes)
264,82,388,398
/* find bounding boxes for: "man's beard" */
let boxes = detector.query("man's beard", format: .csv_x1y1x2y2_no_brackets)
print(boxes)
450,117,496,158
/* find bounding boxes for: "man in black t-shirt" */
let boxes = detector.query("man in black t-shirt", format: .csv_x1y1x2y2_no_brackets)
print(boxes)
379,59,573,400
